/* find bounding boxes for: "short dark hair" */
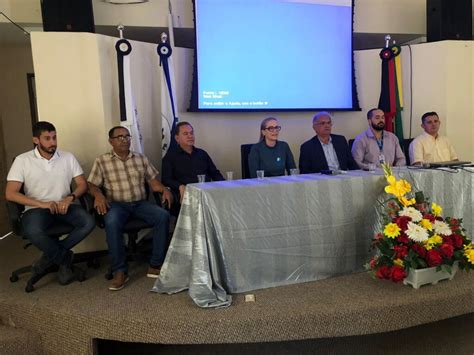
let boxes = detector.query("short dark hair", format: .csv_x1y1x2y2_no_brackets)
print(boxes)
367,108,381,120
32,121,56,138
108,126,129,138
421,111,438,124
175,121,193,135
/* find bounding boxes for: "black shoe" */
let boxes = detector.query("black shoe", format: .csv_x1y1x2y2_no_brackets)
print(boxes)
58,251,75,286
32,254,54,275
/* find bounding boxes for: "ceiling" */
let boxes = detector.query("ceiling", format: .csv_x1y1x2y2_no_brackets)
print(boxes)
0,21,429,51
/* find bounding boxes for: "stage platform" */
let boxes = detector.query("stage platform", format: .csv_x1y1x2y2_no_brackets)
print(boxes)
0,236,473,354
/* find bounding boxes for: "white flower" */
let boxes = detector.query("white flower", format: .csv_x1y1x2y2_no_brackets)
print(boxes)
406,222,429,242
399,207,423,222
433,220,452,236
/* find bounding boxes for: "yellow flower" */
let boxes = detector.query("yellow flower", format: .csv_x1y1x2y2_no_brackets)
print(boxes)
393,258,404,267
420,219,433,231
464,248,474,265
432,203,442,217
400,196,416,207
425,234,443,250
384,223,401,238
385,175,412,202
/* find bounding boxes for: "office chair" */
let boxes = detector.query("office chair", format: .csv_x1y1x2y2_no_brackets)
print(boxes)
6,197,104,292
403,138,414,165
93,187,169,280
240,144,254,179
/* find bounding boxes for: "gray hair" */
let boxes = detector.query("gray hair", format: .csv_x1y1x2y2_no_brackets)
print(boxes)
312,112,333,125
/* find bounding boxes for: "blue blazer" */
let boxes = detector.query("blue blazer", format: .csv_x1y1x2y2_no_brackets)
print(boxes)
299,134,359,173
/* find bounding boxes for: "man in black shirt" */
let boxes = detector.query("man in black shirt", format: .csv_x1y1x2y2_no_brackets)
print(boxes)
162,122,224,208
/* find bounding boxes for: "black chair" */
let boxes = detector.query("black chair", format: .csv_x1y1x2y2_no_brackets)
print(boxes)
6,198,103,292
348,138,355,151
92,188,169,280
402,138,414,165
240,144,254,179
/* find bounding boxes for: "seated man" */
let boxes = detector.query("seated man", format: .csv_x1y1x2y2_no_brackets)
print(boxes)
88,126,173,291
409,111,458,165
5,121,95,285
299,112,358,173
162,121,224,205
351,108,406,169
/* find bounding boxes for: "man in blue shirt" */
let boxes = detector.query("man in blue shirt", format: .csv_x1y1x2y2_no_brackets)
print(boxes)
299,112,358,174
162,122,224,207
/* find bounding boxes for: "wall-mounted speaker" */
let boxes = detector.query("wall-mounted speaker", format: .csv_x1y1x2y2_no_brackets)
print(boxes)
41,0,95,33
427,0,472,42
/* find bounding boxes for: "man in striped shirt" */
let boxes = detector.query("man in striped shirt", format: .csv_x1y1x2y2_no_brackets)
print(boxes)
88,126,173,291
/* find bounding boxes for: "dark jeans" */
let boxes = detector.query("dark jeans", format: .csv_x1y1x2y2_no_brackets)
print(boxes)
21,205,95,265
103,200,170,274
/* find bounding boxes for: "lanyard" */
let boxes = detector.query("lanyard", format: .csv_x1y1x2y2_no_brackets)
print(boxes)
375,134,384,152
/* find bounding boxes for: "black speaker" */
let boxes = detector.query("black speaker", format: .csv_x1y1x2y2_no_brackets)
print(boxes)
41,0,95,33
427,0,472,42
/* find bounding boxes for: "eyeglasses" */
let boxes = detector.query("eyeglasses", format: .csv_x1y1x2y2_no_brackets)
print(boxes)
111,135,132,142
264,126,282,132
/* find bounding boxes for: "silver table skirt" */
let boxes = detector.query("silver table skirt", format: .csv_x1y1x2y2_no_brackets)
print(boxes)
152,167,473,308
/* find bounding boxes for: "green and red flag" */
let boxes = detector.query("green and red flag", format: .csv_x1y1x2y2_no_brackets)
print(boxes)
378,45,404,141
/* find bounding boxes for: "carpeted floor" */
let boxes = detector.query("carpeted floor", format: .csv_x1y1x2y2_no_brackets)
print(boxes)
0,235,473,354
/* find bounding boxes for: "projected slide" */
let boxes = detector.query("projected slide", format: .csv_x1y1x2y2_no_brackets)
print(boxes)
194,0,354,110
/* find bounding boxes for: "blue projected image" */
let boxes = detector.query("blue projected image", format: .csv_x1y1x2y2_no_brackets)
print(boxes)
194,0,355,111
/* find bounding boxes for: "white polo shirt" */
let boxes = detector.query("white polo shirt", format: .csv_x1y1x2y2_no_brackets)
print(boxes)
409,132,458,164
7,148,84,210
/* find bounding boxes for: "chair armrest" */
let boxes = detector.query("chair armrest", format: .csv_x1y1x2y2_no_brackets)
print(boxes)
5,200,23,235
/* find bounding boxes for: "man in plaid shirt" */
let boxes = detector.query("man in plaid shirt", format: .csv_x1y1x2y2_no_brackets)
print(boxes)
88,126,173,291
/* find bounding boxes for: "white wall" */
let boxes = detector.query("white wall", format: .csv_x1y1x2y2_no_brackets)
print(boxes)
31,32,162,173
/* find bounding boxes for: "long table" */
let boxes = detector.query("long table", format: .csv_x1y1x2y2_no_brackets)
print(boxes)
152,168,473,308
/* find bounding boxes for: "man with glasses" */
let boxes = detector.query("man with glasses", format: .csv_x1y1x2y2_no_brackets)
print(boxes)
88,126,173,291
162,121,224,206
5,121,95,286
299,112,358,173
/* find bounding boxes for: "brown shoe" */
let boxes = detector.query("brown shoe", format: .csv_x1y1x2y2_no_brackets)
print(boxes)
108,271,129,291
146,266,161,278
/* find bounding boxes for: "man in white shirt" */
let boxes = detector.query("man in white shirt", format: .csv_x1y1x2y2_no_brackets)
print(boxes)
5,121,95,285
409,112,458,165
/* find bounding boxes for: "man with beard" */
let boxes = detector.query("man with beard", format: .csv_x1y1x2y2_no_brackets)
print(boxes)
299,112,358,173
351,108,406,169
5,121,95,285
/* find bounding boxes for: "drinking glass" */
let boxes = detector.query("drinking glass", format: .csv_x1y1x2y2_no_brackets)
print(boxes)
197,174,206,183
256,170,265,179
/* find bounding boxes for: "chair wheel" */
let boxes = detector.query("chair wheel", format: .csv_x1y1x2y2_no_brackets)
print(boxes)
25,284,34,293
105,271,113,280
10,275,19,282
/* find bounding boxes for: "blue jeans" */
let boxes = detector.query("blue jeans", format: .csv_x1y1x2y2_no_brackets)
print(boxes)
21,205,95,265
103,200,170,273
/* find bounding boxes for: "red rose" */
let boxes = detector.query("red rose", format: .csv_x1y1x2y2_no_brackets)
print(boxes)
375,265,391,280
394,245,408,259
395,216,411,231
390,265,407,283
439,244,454,259
411,244,427,258
449,218,459,226
426,249,442,267
442,235,453,246
396,233,410,244
452,234,464,249
423,214,436,223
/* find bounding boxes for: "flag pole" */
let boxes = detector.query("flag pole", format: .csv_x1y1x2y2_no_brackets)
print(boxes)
384,34,391,48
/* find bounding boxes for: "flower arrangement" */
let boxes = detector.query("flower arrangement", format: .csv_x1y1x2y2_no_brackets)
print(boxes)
367,164,474,283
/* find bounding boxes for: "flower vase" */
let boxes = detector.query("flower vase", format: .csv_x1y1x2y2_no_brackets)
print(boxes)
403,262,459,289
